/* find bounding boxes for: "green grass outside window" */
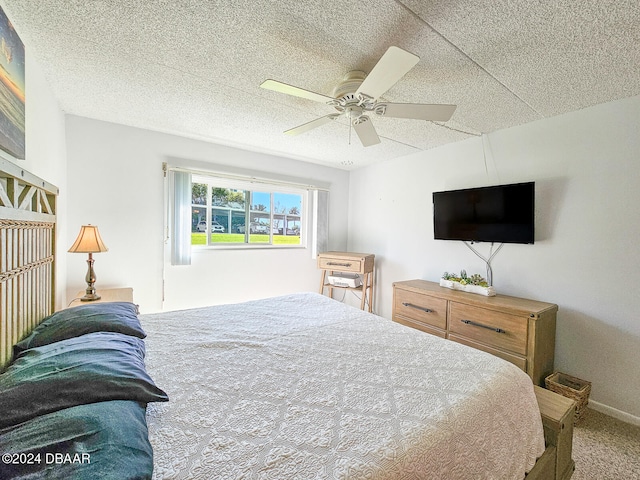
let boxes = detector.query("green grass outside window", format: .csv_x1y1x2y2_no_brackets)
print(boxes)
191,233,300,245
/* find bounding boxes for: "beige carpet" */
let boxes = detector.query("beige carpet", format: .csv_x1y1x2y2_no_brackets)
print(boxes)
571,408,640,479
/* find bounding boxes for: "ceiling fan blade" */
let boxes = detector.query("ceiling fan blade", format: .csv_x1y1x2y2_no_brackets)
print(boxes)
261,79,335,104
355,46,420,100
378,103,457,122
353,116,381,147
284,114,340,136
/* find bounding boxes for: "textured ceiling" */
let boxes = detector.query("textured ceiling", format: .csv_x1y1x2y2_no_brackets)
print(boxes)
3,0,639,170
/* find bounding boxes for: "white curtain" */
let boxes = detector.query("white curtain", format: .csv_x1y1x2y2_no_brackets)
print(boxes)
311,189,329,258
170,170,192,265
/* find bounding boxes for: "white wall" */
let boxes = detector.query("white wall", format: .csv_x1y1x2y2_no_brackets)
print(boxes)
348,95,640,422
1,50,67,309
64,116,350,312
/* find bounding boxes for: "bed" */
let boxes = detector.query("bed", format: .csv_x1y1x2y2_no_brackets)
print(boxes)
141,292,545,479
0,162,571,480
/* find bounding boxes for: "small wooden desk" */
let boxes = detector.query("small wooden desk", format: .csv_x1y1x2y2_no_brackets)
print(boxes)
318,252,375,311
67,287,134,309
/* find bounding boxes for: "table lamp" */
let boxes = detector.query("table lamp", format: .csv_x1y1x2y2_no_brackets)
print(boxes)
68,225,108,301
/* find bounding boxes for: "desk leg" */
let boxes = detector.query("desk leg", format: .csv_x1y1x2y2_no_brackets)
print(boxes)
369,270,374,313
319,269,327,295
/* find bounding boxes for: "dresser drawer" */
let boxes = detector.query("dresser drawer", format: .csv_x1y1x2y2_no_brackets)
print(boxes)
448,334,527,371
449,303,528,355
394,316,447,338
393,288,447,330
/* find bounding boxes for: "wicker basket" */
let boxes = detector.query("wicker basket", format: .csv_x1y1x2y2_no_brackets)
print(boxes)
545,372,591,423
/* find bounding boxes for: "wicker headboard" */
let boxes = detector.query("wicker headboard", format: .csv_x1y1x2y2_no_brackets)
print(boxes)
0,159,58,369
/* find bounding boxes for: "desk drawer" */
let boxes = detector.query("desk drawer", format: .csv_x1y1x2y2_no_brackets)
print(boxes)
394,288,447,330
449,303,528,355
318,256,363,273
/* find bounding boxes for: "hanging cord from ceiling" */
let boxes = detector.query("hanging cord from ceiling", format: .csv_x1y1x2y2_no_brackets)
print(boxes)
482,133,489,176
480,133,502,183
463,241,504,286
480,135,489,177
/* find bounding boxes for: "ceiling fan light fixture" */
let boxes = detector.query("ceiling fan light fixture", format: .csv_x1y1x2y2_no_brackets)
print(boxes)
345,105,363,119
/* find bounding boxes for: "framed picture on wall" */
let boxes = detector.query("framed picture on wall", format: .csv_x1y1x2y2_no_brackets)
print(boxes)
0,6,25,160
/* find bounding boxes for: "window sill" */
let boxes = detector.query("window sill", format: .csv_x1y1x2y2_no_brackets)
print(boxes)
192,244,307,251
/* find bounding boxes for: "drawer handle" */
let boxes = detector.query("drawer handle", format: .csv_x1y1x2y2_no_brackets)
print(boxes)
402,302,433,313
327,262,352,267
460,319,506,334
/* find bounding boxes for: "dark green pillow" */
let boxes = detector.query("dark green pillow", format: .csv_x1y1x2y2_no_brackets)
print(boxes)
0,400,153,480
14,302,145,356
0,332,168,429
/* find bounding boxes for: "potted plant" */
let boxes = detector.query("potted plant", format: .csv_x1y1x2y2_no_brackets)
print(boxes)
440,270,496,296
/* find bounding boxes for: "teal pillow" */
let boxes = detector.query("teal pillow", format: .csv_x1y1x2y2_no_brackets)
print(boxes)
0,332,168,429
14,302,145,356
0,400,153,480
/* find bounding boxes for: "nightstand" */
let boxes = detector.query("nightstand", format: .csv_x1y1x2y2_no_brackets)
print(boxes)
535,385,576,480
67,287,135,309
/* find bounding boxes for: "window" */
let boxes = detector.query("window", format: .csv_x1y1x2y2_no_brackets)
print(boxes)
190,175,306,247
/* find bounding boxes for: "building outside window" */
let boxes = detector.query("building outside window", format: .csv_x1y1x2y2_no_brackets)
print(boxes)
190,175,305,247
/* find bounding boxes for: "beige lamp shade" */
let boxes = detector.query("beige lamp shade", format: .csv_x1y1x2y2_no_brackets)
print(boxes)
68,225,109,253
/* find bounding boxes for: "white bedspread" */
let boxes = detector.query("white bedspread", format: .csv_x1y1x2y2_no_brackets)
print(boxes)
141,293,545,479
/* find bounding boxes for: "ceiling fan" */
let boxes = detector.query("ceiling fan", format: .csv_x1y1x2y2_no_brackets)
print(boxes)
260,46,456,147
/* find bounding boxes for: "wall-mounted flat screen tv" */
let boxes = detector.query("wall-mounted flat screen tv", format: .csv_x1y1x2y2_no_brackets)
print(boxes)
433,182,535,244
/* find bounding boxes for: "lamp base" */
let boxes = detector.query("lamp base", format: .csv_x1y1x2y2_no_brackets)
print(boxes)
81,254,101,301
80,292,101,302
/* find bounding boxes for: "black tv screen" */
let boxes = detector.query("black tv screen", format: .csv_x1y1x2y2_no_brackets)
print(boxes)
433,182,535,244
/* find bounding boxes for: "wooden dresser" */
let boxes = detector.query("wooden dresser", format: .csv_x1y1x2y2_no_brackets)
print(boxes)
392,279,558,386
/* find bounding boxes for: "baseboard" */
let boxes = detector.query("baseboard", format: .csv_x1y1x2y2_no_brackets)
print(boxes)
588,399,640,426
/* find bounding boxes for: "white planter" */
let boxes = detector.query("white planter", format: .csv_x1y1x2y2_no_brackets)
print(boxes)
440,278,496,296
